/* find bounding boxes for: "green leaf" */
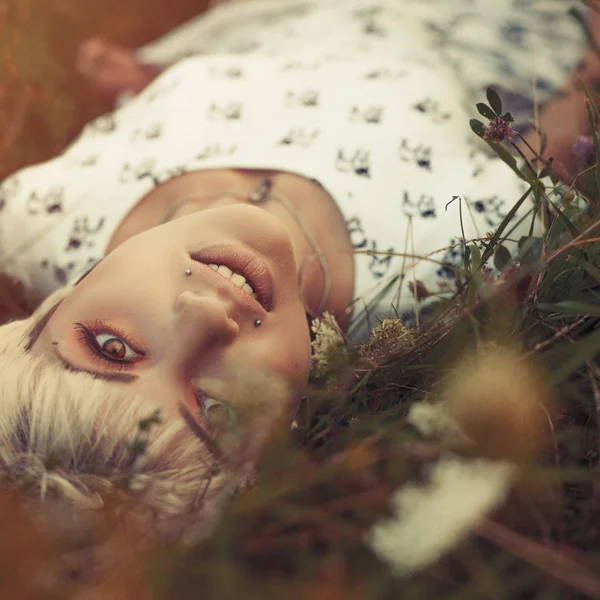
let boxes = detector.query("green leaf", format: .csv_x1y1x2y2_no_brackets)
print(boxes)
537,300,600,315
466,244,482,306
470,118,485,137
480,186,533,267
502,111,514,123
486,87,503,116
518,236,544,266
579,257,600,287
546,195,581,239
476,103,497,121
493,244,512,270
485,140,529,182
583,93,600,198
539,130,549,156
548,325,600,384
469,243,482,271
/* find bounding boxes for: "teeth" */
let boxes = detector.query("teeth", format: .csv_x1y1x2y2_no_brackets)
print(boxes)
206,263,257,299
216,265,233,277
230,273,246,287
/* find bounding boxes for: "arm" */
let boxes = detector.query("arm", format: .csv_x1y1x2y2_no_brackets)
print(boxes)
517,47,600,184
517,6,600,184
76,38,163,103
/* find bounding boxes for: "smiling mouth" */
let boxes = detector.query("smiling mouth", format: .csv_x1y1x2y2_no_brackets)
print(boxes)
190,245,274,311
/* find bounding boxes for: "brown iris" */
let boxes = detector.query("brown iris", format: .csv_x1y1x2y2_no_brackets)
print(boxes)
102,338,126,359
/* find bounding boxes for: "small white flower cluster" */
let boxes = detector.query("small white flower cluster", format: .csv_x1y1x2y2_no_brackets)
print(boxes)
369,454,514,575
310,311,344,376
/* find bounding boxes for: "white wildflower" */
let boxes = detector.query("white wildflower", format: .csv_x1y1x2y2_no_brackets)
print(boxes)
368,456,515,575
407,402,472,448
310,311,344,376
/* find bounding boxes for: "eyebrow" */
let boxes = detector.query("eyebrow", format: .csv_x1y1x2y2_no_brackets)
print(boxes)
24,299,138,383
25,300,63,352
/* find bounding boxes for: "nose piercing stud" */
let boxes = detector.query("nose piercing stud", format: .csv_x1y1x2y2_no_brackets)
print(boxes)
184,268,192,276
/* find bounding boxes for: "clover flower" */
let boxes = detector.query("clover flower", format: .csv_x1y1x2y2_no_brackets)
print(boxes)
572,134,596,167
483,116,516,143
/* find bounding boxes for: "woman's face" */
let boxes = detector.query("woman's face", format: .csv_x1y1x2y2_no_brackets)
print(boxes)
31,203,312,429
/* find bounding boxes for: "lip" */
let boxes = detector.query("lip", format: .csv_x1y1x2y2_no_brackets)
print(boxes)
190,244,274,312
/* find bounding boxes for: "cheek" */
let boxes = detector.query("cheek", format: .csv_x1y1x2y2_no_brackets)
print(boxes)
264,331,312,386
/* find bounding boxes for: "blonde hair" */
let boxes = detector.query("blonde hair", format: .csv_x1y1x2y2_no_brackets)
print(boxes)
0,285,243,545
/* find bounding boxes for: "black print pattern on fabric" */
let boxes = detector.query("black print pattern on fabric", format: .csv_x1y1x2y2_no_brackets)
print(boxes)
413,98,451,123
436,237,466,280
280,61,322,72
399,139,432,170
402,191,436,219
195,144,238,161
349,105,384,124
353,5,388,38
118,158,157,184
346,215,395,279
347,215,368,250
278,128,320,147
368,244,395,279
364,68,408,80
208,102,243,120
0,176,20,212
469,195,507,228
228,39,261,54
208,65,244,78
284,90,319,108
65,216,106,252
76,154,100,168
118,158,188,187
131,123,163,142
335,150,372,178
154,164,188,184
40,258,77,286
501,20,527,47
26,187,64,216
354,6,387,37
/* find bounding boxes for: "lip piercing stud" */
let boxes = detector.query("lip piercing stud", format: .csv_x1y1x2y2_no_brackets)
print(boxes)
254,319,262,328
184,268,192,276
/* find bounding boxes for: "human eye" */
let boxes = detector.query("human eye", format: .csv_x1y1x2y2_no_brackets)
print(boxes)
73,320,144,370
195,391,238,432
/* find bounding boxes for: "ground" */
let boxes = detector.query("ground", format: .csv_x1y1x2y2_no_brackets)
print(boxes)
0,0,209,179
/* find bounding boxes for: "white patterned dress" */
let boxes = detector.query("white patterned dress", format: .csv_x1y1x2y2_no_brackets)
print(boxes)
0,0,586,339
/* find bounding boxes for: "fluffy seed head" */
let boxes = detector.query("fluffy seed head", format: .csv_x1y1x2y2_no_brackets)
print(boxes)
438,342,554,465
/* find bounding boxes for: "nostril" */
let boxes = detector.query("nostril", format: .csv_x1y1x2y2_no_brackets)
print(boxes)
226,316,240,338
175,291,239,340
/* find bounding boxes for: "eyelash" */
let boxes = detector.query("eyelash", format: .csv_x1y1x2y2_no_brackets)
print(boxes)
73,319,144,371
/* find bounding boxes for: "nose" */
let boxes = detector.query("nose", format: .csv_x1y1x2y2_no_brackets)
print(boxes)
174,290,240,353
